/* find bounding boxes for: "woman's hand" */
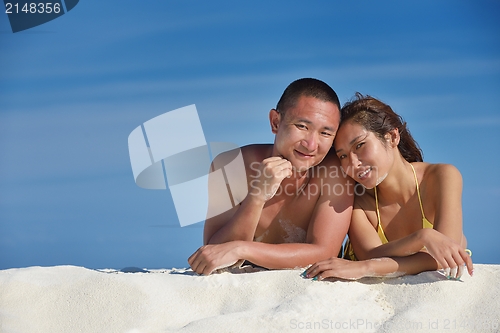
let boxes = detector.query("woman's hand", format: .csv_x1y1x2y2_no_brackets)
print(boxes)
303,257,370,281
420,229,473,279
188,241,245,275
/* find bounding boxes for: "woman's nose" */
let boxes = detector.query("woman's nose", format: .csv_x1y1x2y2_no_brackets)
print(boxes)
349,152,362,168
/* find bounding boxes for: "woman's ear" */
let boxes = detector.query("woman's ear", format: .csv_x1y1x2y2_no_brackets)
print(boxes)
385,128,400,147
269,109,281,134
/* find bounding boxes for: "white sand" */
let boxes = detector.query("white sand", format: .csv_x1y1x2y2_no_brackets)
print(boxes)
1,264,499,333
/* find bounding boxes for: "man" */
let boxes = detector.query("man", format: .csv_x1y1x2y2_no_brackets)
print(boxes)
188,78,353,275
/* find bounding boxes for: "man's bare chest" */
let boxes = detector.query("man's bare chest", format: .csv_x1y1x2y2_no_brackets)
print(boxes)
254,195,317,244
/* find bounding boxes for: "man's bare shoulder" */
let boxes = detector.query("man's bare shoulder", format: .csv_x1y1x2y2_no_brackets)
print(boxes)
240,144,273,163
211,147,241,170
318,149,342,167
211,144,272,176
212,144,271,163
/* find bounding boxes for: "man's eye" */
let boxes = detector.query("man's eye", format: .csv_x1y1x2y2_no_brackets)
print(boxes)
295,124,307,129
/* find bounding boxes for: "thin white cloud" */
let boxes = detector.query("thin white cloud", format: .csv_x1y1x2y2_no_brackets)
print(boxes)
3,57,499,104
427,116,500,128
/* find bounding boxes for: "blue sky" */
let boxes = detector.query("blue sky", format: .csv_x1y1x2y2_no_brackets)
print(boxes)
1,1,499,269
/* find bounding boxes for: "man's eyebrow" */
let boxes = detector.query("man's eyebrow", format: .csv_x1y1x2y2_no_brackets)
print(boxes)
323,126,336,132
335,134,366,153
295,118,312,124
295,118,336,132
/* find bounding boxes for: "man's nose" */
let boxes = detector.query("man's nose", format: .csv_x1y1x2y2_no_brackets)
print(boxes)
301,132,318,151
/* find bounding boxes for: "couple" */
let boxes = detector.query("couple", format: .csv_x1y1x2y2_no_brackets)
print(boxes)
188,78,473,281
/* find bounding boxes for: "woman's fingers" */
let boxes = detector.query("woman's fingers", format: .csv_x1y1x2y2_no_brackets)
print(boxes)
303,260,334,279
457,264,465,280
454,248,473,278
302,258,366,281
439,247,473,279
426,236,474,279
440,252,459,279
463,249,474,276
303,262,322,278
449,266,458,278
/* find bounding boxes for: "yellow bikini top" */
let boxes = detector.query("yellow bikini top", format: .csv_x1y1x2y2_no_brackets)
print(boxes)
343,163,471,260
375,163,433,244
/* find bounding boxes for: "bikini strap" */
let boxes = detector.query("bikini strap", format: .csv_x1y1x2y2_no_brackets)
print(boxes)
374,185,382,229
374,185,390,243
410,164,427,222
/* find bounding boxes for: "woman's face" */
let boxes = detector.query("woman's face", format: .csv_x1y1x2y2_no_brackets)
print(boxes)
333,120,395,189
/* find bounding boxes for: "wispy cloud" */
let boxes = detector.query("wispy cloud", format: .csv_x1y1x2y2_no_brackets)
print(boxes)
3,56,500,105
424,116,500,128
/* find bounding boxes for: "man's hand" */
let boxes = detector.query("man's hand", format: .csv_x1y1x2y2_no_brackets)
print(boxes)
188,241,245,275
249,156,292,202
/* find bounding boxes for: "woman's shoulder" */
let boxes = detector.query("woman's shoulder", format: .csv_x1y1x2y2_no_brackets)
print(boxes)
416,162,463,189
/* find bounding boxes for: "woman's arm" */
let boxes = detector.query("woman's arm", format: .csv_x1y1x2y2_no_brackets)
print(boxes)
361,228,472,276
340,209,454,277
428,164,464,244
366,164,471,273
304,252,446,281
350,164,472,276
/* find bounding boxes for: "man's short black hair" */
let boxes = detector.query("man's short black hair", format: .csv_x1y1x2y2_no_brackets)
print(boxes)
276,78,340,115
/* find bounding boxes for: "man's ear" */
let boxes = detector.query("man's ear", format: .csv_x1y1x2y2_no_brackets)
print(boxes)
269,109,281,134
385,128,400,147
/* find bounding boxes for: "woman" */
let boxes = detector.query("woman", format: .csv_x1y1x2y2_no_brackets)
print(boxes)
304,93,473,281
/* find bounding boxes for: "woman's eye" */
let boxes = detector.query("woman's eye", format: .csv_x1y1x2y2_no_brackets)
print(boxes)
356,142,365,149
338,154,346,160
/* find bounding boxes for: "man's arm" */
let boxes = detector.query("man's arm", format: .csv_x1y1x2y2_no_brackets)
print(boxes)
190,240,344,275
204,147,292,245
190,155,354,274
204,195,264,244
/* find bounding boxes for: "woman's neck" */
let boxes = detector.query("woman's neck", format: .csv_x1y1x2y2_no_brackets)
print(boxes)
375,155,416,206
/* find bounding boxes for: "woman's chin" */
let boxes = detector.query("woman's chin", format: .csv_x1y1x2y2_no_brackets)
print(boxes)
360,183,375,190
375,172,388,186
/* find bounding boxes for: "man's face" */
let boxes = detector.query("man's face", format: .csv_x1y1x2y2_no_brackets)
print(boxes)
271,95,340,173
